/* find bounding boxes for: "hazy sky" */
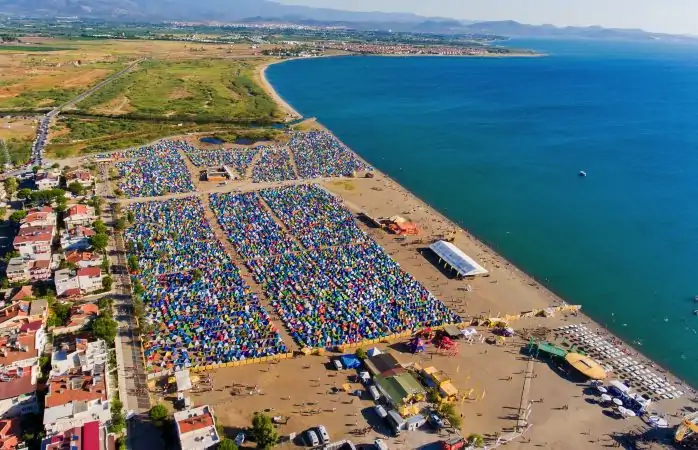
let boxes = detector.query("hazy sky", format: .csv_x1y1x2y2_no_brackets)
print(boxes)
276,0,696,35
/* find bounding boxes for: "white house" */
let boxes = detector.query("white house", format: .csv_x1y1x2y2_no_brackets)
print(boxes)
60,226,96,252
174,406,220,450
43,339,110,434
20,207,57,229
13,226,53,259
54,268,103,297
54,269,80,298
34,171,60,190
77,268,104,294
63,205,96,230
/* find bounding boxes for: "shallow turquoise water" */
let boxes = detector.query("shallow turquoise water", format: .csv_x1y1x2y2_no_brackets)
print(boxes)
267,39,698,387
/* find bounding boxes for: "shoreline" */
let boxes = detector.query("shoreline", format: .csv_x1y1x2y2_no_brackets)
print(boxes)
260,60,696,396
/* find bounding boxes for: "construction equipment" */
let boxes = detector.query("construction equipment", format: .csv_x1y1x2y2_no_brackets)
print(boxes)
440,436,466,450
675,411,698,443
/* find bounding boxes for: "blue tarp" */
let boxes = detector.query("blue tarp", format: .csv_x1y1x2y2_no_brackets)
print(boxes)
340,354,362,369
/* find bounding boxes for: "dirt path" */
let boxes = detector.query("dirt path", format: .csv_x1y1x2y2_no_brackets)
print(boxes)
285,145,301,179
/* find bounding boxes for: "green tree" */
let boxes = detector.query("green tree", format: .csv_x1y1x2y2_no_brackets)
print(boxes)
149,404,168,424
3,177,17,196
250,412,278,449
93,219,107,234
132,296,145,319
355,348,367,360
101,255,110,272
48,302,71,327
8,210,26,223
467,434,485,448
90,233,109,253
51,163,60,169
218,439,239,450
17,188,31,200
67,181,85,196
92,316,118,343
114,217,127,230
32,166,39,174
437,402,462,429
127,255,139,273
126,210,135,223
110,398,126,433
102,276,113,291
132,279,145,296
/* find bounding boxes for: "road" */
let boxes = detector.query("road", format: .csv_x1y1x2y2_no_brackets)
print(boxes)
28,59,144,168
99,165,163,450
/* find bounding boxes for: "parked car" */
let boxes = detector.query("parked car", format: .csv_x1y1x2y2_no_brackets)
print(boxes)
332,359,343,370
374,439,389,450
427,412,445,430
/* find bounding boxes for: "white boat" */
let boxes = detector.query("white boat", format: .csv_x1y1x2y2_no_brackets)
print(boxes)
579,171,587,177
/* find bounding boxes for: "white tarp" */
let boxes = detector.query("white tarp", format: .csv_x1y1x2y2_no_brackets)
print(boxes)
429,240,488,277
175,369,192,392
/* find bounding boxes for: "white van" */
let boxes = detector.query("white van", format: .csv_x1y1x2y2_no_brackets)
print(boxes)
368,385,381,401
373,405,388,419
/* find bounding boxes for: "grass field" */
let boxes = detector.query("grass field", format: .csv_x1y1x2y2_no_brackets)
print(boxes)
0,45,74,52
75,59,281,122
45,116,284,157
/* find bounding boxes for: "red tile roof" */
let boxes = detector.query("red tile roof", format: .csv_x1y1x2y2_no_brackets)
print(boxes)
45,373,107,408
0,366,35,401
177,412,214,435
19,320,43,333
0,333,38,366
66,250,100,264
66,170,93,182
0,418,20,450
9,286,33,302
67,205,89,217
61,289,82,298
77,267,101,278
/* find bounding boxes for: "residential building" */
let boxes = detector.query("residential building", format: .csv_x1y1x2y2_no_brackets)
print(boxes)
54,270,80,298
174,406,220,450
77,268,104,294
13,226,54,259
41,421,112,450
9,287,34,304
50,339,107,378
33,171,60,190
5,259,28,285
20,207,57,230
63,205,96,230
7,258,51,283
60,226,96,252
0,418,21,450
65,250,101,269
0,321,46,369
43,349,110,434
64,170,94,188
0,303,29,330
0,365,38,418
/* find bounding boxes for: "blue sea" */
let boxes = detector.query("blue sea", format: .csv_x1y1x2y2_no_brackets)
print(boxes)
267,38,698,388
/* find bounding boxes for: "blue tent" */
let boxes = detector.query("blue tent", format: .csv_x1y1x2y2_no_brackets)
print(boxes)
340,354,362,369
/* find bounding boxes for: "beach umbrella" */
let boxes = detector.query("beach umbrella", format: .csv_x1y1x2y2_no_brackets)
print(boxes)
596,386,607,394
612,398,623,406
600,394,612,402
625,410,636,417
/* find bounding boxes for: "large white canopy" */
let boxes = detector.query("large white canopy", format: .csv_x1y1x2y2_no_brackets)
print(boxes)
429,240,488,277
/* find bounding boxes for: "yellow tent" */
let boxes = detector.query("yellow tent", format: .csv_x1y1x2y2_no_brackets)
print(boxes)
565,353,607,380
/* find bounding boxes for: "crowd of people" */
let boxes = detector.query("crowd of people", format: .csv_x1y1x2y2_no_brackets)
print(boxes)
247,241,461,349
115,141,195,197
185,147,258,176
289,131,372,178
124,197,287,372
209,192,300,260
252,146,297,183
260,184,367,249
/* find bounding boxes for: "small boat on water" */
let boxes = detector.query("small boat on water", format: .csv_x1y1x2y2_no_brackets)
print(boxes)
579,170,587,177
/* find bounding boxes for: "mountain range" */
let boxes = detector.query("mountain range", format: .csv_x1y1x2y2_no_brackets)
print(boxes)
0,0,693,41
